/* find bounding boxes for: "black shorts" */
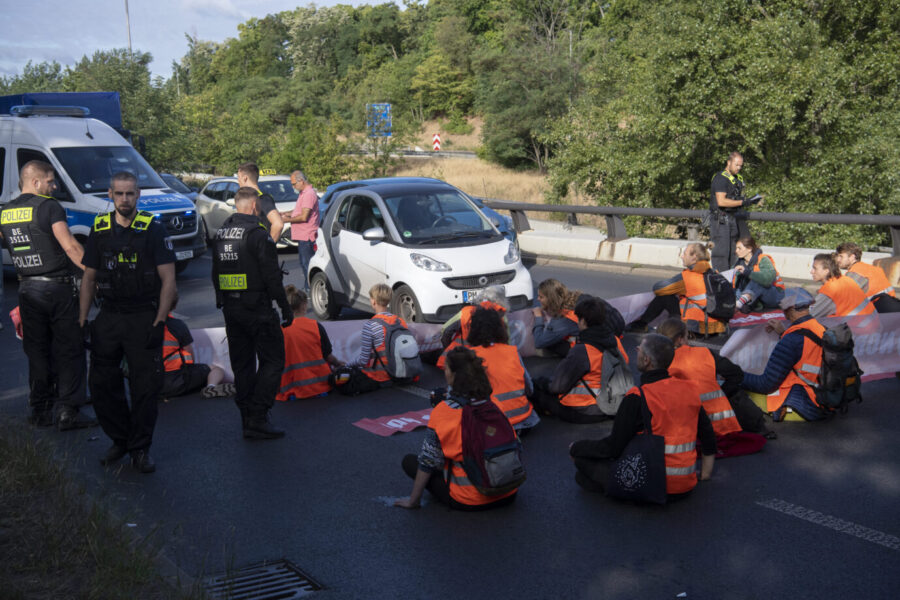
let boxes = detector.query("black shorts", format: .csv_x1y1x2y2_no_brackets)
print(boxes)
162,363,211,398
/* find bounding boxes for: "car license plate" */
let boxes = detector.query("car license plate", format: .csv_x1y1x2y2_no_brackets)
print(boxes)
176,250,193,260
462,286,503,303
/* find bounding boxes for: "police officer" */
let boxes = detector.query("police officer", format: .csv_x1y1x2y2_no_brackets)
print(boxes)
79,171,176,473
236,162,284,243
709,152,763,271
0,160,94,430
212,186,292,439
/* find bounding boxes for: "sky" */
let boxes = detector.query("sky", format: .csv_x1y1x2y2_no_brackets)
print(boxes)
0,0,369,80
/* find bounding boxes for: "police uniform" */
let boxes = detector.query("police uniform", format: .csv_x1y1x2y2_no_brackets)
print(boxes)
0,193,86,426
212,211,291,436
709,169,751,271
83,210,174,457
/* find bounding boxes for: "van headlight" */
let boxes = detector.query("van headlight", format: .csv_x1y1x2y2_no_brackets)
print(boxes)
411,252,451,272
503,241,520,264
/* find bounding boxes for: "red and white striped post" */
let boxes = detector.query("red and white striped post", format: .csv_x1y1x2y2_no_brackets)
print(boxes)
432,133,442,151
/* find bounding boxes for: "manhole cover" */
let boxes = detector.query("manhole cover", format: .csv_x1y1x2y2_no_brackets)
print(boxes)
204,559,323,599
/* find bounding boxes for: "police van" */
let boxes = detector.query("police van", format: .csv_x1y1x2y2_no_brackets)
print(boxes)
0,104,205,271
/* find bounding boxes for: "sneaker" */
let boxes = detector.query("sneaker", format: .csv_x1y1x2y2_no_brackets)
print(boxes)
202,383,236,398
57,406,98,431
130,450,156,474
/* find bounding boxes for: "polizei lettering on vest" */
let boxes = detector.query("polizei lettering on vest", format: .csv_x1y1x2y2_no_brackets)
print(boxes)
217,228,245,240
13,254,44,269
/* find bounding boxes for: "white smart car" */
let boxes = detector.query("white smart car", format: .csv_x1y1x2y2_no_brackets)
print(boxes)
307,179,533,323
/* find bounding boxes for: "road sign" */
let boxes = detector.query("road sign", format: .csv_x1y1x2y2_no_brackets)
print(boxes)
366,103,392,138
432,133,442,151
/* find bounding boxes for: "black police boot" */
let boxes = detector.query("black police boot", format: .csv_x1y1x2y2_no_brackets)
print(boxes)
99,444,129,466
243,413,285,440
130,450,156,474
57,406,99,431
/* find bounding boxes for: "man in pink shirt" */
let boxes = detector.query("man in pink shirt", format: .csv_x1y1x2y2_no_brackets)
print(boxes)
281,170,319,292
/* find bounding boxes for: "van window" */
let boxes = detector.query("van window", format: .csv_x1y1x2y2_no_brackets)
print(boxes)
17,148,75,203
51,146,165,193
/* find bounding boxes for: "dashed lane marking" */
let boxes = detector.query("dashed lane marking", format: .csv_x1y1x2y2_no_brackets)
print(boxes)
756,498,900,551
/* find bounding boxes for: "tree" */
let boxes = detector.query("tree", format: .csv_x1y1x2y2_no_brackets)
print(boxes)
0,61,64,94
263,111,359,188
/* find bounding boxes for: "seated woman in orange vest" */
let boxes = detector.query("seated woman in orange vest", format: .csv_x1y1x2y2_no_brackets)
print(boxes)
808,253,876,322
658,317,774,444
569,333,716,498
277,286,344,401
625,243,727,336
732,236,785,313
395,346,519,511
162,300,232,400
835,242,900,313
437,285,509,368
466,307,539,434
530,296,630,423
742,288,828,422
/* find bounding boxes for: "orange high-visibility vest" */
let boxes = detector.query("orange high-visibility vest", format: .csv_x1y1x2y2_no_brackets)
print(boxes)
734,252,785,290
849,262,896,299
818,276,875,318
639,378,703,495
765,318,825,412
472,343,534,426
562,309,579,347
668,345,741,436
428,400,518,506
561,345,605,408
361,313,408,382
277,317,332,401
680,269,727,334
163,316,193,372
437,301,507,368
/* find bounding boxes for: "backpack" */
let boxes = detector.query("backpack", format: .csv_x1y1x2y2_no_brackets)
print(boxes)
703,270,736,322
796,323,864,414
458,398,526,496
374,318,423,381
579,349,635,416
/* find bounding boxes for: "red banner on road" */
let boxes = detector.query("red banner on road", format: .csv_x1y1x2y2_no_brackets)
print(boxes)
353,408,433,437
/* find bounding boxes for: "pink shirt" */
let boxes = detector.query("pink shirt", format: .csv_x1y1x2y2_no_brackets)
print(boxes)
290,186,319,242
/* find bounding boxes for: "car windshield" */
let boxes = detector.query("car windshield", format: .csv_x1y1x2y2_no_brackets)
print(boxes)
51,146,166,192
384,190,497,244
161,174,191,194
260,179,297,202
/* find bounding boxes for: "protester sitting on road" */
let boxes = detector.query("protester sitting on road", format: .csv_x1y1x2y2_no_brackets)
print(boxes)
437,285,509,368
277,286,344,401
338,283,406,395
834,242,900,313
532,278,582,357
466,307,539,434
732,236,785,313
530,296,629,423
569,334,716,497
395,346,519,511
162,298,233,400
657,317,775,446
742,288,828,422
626,242,727,335
809,253,876,321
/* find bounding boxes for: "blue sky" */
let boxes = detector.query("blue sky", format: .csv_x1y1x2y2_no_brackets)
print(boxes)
1,0,368,80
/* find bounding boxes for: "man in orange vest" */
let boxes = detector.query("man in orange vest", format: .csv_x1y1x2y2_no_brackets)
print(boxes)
161,303,232,400
835,241,900,313
569,334,716,498
742,288,827,421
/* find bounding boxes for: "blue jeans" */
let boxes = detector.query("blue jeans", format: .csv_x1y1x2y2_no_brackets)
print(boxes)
737,280,784,309
296,240,315,292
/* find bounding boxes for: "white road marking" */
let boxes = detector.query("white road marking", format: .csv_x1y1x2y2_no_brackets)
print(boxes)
757,498,900,551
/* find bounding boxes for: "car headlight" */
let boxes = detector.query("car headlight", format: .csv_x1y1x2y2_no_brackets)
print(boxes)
503,241,520,264
410,252,451,272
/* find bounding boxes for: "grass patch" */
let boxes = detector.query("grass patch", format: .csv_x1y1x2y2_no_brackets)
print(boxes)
0,419,199,600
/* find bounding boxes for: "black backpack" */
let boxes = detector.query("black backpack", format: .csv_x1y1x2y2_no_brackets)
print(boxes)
796,323,863,414
703,270,736,322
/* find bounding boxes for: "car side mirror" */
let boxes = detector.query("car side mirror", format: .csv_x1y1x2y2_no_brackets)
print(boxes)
490,216,501,227
362,226,385,242
225,198,235,207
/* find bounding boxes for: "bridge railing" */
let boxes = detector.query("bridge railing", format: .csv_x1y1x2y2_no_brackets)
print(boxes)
481,200,900,256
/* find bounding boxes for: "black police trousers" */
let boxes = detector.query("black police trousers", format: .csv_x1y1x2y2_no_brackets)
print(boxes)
89,308,161,452
19,278,86,416
222,303,285,419
709,212,750,271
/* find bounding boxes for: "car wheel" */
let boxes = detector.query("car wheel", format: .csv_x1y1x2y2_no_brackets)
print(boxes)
310,272,340,320
201,217,212,243
391,284,424,323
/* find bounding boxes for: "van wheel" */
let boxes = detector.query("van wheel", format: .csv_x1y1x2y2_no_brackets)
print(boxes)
392,284,423,323
310,272,340,320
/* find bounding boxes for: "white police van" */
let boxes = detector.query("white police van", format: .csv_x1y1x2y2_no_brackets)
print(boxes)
0,105,205,271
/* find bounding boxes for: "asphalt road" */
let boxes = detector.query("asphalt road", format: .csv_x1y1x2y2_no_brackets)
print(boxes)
1,254,898,599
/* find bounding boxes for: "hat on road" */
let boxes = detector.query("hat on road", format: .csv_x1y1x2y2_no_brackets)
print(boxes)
779,287,814,310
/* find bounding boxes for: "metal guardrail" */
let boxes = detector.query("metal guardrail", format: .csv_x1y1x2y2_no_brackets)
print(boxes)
481,200,900,256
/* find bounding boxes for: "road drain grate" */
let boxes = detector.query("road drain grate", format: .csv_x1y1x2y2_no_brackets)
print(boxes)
203,559,323,599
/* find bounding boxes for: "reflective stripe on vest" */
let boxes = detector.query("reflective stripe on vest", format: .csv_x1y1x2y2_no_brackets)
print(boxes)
640,378,703,495
668,345,741,436
277,318,333,400
850,262,896,299
561,345,605,408
766,319,825,412
472,343,534,426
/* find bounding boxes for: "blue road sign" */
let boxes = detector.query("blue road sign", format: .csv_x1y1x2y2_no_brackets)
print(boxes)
366,103,392,137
